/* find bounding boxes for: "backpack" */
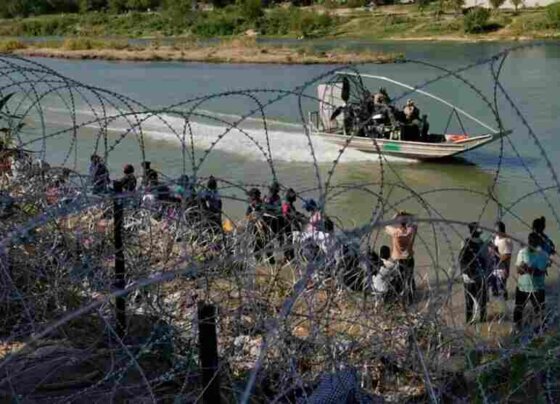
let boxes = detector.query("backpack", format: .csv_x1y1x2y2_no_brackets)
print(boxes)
459,239,486,279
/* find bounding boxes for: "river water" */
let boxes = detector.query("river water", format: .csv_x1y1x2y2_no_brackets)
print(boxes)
13,41,560,271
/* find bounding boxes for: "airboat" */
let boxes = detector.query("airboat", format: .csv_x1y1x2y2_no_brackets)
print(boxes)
307,72,511,161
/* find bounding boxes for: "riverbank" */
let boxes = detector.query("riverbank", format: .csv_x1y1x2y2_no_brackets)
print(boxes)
0,4,559,43
0,38,398,64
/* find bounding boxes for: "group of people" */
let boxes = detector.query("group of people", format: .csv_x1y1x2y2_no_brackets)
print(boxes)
368,88,428,141
88,155,223,228
244,182,331,264
88,156,558,330
459,217,555,332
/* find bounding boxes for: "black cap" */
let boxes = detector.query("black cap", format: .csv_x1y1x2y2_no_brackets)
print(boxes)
468,222,481,237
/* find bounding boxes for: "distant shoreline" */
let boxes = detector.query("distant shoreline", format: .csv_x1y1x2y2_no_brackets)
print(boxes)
4,41,399,65
1,4,558,50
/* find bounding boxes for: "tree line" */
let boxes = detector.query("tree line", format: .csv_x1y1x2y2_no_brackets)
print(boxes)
0,0,319,19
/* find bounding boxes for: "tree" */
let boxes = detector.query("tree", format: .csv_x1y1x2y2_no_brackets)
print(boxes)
45,0,81,13
108,0,127,13
547,1,560,28
417,0,434,11
463,7,490,33
78,0,108,12
162,0,195,25
239,0,263,22
510,0,523,14
1,0,36,18
212,0,234,9
450,0,465,15
0,0,81,17
489,0,505,10
125,0,160,11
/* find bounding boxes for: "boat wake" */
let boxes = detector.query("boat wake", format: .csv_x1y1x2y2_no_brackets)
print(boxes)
43,107,386,164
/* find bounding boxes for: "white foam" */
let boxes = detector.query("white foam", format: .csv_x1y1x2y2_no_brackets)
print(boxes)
43,107,388,163
138,113,375,163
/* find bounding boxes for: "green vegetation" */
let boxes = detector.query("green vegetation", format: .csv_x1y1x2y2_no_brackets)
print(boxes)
260,7,336,36
0,1,558,42
548,1,560,28
0,36,399,64
0,5,338,38
489,0,506,10
0,38,26,53
471,331,560,401
463,8,491,33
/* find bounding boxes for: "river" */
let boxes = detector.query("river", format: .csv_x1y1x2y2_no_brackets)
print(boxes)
9,40,560,273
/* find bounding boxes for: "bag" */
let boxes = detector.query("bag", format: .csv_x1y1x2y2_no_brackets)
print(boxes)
459,239,485,279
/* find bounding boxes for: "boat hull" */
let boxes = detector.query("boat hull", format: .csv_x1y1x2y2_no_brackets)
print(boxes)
313,130,509,160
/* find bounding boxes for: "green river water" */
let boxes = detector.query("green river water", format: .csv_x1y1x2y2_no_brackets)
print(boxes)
13,40,560,273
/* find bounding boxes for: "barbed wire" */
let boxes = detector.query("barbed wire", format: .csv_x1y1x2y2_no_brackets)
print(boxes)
0,42,558,403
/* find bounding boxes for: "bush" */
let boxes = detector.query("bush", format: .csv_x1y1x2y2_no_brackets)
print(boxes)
79,0,109,13
417,0,435,10
261,7,336,37
18,15,80,36
448,0,465,13
108,0,127,13
0,39,26,53
489,0,505,9
463,7,490,33
547,2,560,29
192,8,246,37
239,0,263,22
510,0,523,13
346,0,367,8
162,0,194,28
0,0,81,17
62,37,95,50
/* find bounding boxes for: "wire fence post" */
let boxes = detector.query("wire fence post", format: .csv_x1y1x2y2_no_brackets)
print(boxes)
198,302,221,404
113,180,126,339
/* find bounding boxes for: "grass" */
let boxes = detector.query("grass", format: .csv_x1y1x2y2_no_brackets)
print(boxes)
334,4,559,40
0,4,558,44
0,36,400,64
0,38,26,52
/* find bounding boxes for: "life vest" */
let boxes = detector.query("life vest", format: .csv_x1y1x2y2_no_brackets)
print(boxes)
445,134,469,143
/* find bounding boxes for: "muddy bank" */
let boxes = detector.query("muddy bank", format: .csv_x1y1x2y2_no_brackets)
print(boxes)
11,44,399,65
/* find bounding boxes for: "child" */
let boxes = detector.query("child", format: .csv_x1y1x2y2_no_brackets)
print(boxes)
372,245,398,303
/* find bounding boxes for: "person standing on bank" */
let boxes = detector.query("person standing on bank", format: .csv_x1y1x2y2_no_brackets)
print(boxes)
459,222,489,323
532,216,556,258
385,211,418,304
513,232,549,333
89,154,110,194
120,164,137,192
490,221,513,299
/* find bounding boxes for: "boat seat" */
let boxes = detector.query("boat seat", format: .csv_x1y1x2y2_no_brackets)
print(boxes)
400,124,421,142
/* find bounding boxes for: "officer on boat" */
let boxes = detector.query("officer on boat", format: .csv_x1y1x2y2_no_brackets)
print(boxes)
403,99,420,123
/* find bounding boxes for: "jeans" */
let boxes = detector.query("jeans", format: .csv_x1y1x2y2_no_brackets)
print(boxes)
513,288,545,329
396,257,415,304
464,279,487,323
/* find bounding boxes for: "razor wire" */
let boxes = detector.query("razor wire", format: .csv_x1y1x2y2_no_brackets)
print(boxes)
0,41,558,403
